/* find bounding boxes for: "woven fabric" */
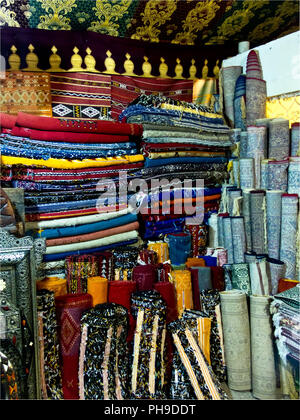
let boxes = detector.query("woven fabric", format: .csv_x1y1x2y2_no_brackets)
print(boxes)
267,160,289,191
250,190,266,255
231,216,246,264
246,125,267,189
246,77,267,126
0,72,52,117
167,232,191,266
221,66,242,127
185,224,207,257
239,158,254,189
65,255,98,294
111,75,193,121
171,269,193,316
222,217,234,264
220,290,251,391
288,159,300,195
37,276,67,298
280,194,299,279
231,263,251,295
233,74,246,131
268,118,290,160
79,303,129,400
291,123,300,157
87,276,108,307
249,259,272,296
50,72,111,120
36,290,63,400
132,264,157,291
266,190,282,260
267,258,286,296
55,293,93,400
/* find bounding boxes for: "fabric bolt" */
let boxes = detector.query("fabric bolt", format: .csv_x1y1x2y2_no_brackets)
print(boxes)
246,125,267,189
199,290,226,383
171,270,193,316
231,263,251,295
50,72,111,120
268,118,290,160
266,190,282,260
249,259,272,296
291,123,300,157
132,264,157,291
167,233,191,266
221,66,242,127
250,190,266,255
147,242,169,264
288,158,300,195
267,258,286,296
220,290,251,391
168,318,228,400
79,303,129,400
222,217,234,265
223,264,233,291
250,295,282,400
130,290,167,399
210,267,225,291
138,249,158,265
65,255,98,295
36,290,63,400
108,280,137,343
153,281,178,324
190,266,213,300
260,159,269,190
36,276,67,298
185,224,207,257
15,112,143,136
231,216,246,264
87,276,108,307
55,293,93,400
239,131,248,158
246,77,267,126
239,158,255,189
267,159,289,192
280,194,299,279
233,74,246,131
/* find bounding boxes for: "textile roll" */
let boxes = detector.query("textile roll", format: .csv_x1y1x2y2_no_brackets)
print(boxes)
232,158,240,187
266,191,282,260
147,242,169,264
246,125,267,189
199,290,226,383
87,276,108,306
280,194,299,279
268,118,290,160
132,264,157,291
250,295,282,400
55,293,93,400
220,290,251,391
233,75,246,131
249,259,272,296
231,217,246,264
241,189,252,252
36,290,63,400
190,266,213,299
288,158,300,195
277,278,300,293
130,290,167,399
108,280,137,343
217,213,227,248
186,258,206,269
79,303,129,400
231,263,251,295
291,122,300,157
208,213,218,248
222,66,242,127
246,50,263,79
223,264,233,291
156,263,172,283
172,269,193,316
167,233,191,266
260,158,269,190
222,217,234,264
185,224,207,257
267,258,286,295
246,77,267,126
210,267,225,291
239,131,248,158
267,159,289,192
154,281,178,324
214,247,228,267
36,276,67,298
97,251,114,282
239,158,255,189
168,318,229,400
138,249,158,265
250,190,266,255
227,188,242,216
65,255,98,294
244,251,257,263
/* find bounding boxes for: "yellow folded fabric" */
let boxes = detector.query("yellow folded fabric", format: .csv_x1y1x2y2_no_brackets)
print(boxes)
147,242,169,264
171,269,193,316
1,154,144,169
36,276,67,297
87,276,108,306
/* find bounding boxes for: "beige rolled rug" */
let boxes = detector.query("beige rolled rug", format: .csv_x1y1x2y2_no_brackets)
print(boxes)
220,290,251,391
250,295,282,399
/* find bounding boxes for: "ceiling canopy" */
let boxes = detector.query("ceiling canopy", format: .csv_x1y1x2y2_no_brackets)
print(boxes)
1,0,299,48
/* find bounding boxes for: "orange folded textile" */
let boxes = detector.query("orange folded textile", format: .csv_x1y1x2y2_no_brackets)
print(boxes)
87,276,108,306
171,269,193,316
45,221,139,246
186,258,206,268
36,276,67,297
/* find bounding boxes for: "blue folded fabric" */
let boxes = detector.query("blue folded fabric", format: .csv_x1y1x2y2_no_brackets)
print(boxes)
30,212,137,239
167,232,192,265
144,157,227,168
43,238,138,261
